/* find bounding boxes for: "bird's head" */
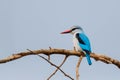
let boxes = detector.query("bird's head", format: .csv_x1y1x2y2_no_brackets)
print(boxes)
61,25,83,35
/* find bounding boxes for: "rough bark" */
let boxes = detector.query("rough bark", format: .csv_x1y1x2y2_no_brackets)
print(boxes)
0,48,120,69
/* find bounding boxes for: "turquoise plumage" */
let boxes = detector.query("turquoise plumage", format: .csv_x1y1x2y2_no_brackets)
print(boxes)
61,25,92,65
76,33,92,65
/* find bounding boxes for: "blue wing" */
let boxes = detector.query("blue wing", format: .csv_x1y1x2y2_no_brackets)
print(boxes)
76,33,92,65
76,33,91,52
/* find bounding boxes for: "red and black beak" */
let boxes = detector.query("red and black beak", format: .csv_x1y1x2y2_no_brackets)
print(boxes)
60,29,71,34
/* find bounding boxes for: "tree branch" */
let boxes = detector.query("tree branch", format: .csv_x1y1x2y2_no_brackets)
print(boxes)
37,55,74,80
47,55,68,80
76,56,83,80
0,48,120,68
27,49,73,80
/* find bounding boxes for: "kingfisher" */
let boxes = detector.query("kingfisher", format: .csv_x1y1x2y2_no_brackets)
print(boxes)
61,25,92,65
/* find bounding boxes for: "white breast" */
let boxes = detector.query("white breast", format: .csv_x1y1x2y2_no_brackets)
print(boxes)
73,33,82,51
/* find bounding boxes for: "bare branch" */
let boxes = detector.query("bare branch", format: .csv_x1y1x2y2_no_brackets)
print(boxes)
48,47,52,60
76,56,83,80
27,49,73,79
37,55,74,80
0,48,120,68
47,55,68,80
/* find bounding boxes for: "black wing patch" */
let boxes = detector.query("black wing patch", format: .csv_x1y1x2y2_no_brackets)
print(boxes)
83,49,90,54
76,33,85,44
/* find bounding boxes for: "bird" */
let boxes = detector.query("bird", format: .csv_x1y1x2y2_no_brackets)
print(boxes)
61,25,92,65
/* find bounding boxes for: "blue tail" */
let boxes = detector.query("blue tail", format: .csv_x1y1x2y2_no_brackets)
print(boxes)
86,53,92,65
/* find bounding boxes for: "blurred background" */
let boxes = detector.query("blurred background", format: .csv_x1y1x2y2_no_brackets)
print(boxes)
0,0,120,80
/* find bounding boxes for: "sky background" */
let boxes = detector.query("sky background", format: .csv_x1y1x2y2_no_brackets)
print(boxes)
0,0,120,80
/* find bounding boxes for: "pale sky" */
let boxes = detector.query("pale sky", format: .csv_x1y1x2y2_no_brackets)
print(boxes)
0,0,120,80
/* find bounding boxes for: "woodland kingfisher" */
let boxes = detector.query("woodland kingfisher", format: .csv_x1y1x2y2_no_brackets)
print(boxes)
61,26,92,65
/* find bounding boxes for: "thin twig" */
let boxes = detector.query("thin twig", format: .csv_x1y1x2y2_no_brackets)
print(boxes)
76,56,83,80
37,55,74,80
27,49,74,80
48,47,52,60
47,55,68,80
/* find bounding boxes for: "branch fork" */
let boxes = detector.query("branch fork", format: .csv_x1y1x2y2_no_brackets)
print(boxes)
0,48,120,80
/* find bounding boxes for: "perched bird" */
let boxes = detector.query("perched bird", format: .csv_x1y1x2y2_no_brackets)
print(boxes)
61,26,92,65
